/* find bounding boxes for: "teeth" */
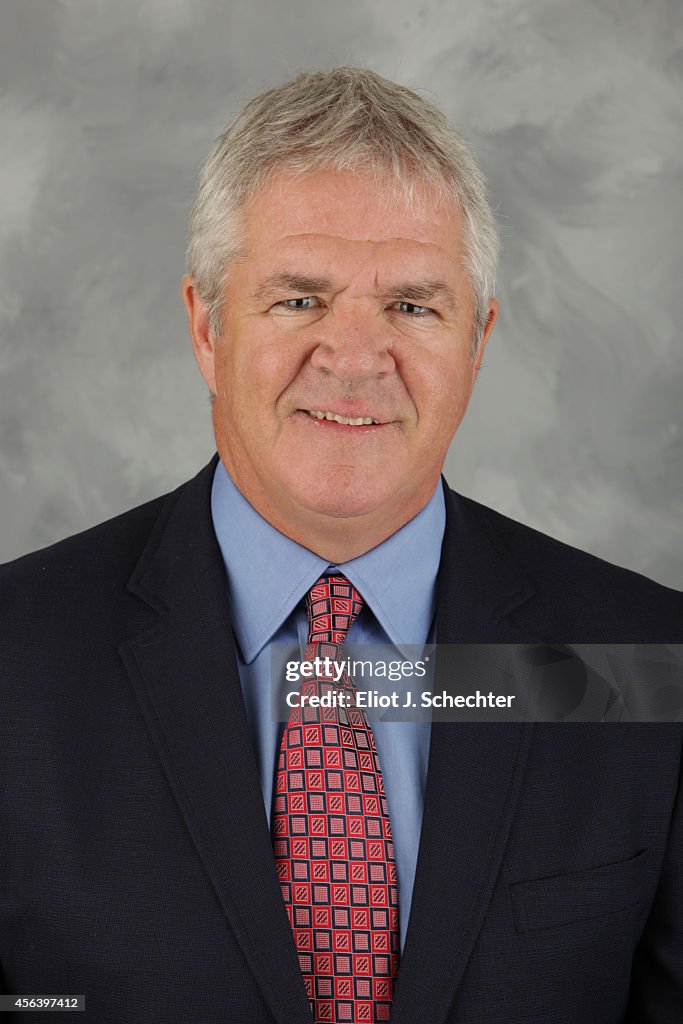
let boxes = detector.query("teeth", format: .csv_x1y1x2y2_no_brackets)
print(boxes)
307,410,378,425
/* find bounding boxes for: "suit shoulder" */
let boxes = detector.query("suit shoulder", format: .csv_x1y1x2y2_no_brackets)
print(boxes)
0,485,177,620
450,488,683,635
0,455,218,634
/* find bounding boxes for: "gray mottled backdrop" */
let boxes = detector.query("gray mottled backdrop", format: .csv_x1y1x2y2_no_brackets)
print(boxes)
1,0,681,587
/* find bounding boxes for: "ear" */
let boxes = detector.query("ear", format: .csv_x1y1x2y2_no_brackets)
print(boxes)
472,298,499,378
181,275,218,395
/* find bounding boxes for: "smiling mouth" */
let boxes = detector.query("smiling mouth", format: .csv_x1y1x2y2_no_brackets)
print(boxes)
305,409,380,426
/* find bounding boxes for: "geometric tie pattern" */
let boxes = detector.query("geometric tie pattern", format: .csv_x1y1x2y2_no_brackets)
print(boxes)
272,575,400,1023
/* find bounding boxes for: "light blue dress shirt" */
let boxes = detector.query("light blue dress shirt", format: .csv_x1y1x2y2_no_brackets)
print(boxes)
210,459,445,950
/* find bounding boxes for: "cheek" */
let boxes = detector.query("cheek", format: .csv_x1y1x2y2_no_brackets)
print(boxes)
212,339,236,398
239,330,308,404
212,333,286,412
401,345,473,420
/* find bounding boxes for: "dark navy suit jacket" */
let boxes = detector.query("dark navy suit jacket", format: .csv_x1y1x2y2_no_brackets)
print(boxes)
1,455,682,1022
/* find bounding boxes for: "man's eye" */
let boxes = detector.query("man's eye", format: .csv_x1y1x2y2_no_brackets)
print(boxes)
280,296,319,310
395,301,432,316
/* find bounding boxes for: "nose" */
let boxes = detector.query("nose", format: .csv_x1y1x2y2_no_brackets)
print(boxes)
309,309,396,384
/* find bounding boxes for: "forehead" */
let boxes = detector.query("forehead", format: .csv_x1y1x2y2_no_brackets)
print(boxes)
238,167,465,281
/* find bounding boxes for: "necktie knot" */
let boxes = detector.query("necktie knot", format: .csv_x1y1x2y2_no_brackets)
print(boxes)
306,574,364,646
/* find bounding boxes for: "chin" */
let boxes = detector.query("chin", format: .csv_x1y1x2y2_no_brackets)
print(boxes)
290,478,392,521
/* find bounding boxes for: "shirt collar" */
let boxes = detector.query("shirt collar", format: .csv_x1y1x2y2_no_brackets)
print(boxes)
210,459,445,662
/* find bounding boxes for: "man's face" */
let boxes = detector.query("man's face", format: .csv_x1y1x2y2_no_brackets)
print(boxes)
185,167,497,557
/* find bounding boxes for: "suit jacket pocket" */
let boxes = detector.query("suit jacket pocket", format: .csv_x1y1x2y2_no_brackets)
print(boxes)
510,849,648,933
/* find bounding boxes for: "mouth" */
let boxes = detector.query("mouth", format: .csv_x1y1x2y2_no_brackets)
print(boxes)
304,409,380,426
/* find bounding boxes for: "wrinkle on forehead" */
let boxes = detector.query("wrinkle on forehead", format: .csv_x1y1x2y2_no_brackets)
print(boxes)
262,235,459,283
275,231,451,251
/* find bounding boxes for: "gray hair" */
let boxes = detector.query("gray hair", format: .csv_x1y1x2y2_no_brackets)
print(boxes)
186,67,499,353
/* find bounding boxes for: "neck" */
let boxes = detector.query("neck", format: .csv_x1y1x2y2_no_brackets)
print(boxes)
222,466,438,562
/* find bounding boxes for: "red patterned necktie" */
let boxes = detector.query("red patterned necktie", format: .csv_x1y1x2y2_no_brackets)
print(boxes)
272,575,400,1023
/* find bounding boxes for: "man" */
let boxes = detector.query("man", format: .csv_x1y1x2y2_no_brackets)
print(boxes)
1,67,682,1024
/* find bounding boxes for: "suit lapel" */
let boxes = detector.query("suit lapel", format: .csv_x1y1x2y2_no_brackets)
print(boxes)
390,482,537,1024
119,456,312,1024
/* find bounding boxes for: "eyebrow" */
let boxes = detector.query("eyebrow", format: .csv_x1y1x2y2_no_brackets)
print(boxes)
252,272,333,300
383,280,457,312
252,271,458,312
